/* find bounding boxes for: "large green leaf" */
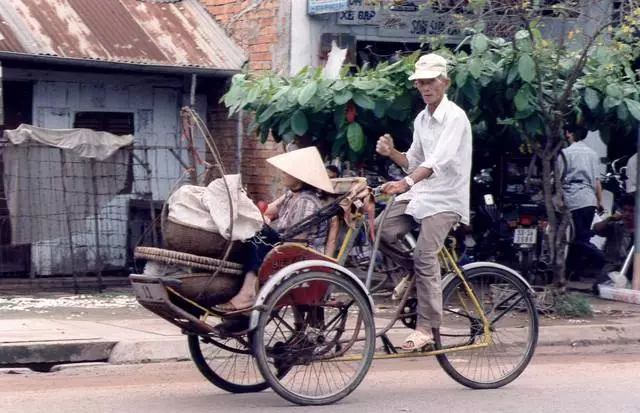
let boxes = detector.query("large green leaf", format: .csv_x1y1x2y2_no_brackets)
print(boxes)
584,88,600,110
291,110,308,136
259,125,270,143
469,58,483,79
617,102,629,121
298,81,318,106
353,92,376,110
331,80,347,91
472,34,489,53
506,64,519,85
455,70,468,87
333,106,346,127
514,85,532,112
257,105,278,123
518,55,536,83
347,122,365,153
603,96,620,112
334,90,353,105
606,84,623,99
373,100,390,118
277,117,291,136
354,79,379,90
624,98,640,121
461,83,480,106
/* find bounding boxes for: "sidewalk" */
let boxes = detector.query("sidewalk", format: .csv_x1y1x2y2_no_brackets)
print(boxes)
2,289,640,369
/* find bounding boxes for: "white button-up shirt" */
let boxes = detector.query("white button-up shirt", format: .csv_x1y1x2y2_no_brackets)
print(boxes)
397,96,472,225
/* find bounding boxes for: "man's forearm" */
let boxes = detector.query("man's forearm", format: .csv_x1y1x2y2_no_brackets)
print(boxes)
388,148,409,170
409,166,433,184
596,179,603,207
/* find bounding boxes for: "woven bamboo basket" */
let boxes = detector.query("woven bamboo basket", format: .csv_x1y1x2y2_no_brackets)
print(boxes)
163,219,238,258
171,271,243,306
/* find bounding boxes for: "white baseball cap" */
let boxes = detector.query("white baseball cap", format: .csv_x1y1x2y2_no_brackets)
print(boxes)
408,53,448,80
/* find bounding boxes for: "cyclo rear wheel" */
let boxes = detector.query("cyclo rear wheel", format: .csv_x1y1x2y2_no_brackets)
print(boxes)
436,265,539,389
188,333,270,393
252,271,376,406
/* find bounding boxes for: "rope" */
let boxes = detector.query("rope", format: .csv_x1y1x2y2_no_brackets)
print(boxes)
180,107,238,300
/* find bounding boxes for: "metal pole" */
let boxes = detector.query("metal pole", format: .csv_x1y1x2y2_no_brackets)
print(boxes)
633,128,640,290
365,195,395,291
90,159,103,293
236,110,243,174
59,149,79,294
185,74,198,185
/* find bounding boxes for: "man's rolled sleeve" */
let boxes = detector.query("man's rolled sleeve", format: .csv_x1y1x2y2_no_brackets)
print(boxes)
419,114,467,177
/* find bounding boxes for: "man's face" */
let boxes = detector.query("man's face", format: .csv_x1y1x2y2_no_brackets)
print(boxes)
414,77,448,106
622,204,635,228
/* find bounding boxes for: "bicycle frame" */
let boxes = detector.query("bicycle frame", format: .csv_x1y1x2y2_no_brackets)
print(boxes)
328,195,492,361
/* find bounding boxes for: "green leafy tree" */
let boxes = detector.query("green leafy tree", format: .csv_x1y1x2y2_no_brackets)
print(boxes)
223,0,640,290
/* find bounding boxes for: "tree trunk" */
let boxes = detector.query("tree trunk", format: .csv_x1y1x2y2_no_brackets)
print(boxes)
540,150,571,292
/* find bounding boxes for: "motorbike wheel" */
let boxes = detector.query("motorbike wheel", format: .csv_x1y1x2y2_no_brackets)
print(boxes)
518,249,534,284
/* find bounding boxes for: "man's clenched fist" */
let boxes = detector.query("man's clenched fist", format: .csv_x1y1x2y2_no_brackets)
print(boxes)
376,134,394,156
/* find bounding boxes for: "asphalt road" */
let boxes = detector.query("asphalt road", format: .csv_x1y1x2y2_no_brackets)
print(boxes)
1,353,639,413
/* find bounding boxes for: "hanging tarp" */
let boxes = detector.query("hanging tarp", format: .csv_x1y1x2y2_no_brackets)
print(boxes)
2,125,133,248
4,124,133,161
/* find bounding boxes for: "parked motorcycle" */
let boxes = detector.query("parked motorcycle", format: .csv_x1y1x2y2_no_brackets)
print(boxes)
464,167,517,266
600,155,629,212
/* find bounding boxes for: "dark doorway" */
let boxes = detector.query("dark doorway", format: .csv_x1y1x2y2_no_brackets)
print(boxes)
1,80,34,275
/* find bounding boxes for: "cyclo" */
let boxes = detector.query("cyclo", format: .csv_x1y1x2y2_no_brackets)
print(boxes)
130,176,539,406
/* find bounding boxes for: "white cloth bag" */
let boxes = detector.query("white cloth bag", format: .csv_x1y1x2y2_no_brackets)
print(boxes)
167,174,263,241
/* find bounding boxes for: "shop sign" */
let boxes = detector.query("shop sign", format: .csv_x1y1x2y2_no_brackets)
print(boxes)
308,0,348,15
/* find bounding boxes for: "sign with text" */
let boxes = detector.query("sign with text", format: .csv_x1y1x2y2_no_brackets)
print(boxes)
308,0,348,15
336,1,467,40
336,0,381,25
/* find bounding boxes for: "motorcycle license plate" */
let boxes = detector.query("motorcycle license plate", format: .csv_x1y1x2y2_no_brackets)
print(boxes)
484,194,494,205
132,281,167,303
514,228,537,245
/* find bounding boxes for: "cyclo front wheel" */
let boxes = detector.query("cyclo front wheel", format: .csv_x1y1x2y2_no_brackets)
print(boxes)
252,270,376,406
436,265,539,389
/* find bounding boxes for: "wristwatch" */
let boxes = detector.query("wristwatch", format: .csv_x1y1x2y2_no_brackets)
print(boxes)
404,176,415,187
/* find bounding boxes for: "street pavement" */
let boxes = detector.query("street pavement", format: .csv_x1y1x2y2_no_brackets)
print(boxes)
1,353,639,413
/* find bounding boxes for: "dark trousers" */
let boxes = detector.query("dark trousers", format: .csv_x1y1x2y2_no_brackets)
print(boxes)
231,226,281,274
567,206,604,277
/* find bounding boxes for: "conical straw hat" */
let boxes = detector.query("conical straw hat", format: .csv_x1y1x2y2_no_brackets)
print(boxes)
267,147,335,194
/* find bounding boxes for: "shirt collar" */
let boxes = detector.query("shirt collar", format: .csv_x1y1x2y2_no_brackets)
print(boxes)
425,95,449,124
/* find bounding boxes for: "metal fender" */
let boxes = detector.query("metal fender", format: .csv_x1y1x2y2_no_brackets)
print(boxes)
442,261,535,294
249,260,375,331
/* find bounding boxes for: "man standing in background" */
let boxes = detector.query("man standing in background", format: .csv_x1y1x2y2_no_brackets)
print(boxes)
562,130,605,279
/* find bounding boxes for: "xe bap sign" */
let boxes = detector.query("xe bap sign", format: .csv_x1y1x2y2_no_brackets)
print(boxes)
336,0,380,25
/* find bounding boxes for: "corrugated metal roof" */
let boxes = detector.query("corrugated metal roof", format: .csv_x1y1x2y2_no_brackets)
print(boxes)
0,0,246,72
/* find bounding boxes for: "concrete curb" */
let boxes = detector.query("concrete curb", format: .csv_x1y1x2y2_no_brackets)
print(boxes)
0,341,117,370
108,339,191,364
3,324,640,369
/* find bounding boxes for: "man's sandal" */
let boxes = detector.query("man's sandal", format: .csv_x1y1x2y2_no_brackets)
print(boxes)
402,330,435,351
